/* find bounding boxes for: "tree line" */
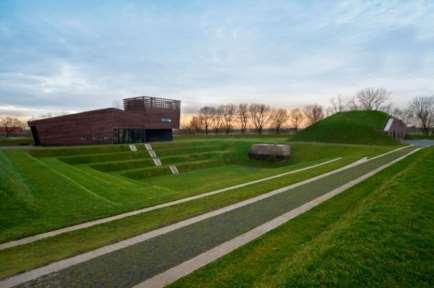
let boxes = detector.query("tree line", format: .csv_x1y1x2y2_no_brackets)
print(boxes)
184,103,324,135
0,87,433,137
0,117,26,137
184,88,434,136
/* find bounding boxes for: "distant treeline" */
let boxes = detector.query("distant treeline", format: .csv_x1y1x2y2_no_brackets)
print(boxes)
181,88,434,136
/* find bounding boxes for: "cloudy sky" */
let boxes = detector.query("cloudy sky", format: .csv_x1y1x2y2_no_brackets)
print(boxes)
1,0,434,119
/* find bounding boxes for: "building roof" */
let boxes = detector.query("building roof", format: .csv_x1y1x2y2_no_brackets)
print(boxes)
28,108,122,125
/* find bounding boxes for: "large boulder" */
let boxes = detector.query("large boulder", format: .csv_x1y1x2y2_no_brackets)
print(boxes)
248,144,291,161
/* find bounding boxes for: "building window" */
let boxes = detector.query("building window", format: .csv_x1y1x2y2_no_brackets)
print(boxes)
161,117,172,123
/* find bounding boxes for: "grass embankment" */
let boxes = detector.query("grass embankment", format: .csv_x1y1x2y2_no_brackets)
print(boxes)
0,143,391,279
0,137,32,146
406,133,434,140
0,139,390,243
170,147,434,288
294,110,399,145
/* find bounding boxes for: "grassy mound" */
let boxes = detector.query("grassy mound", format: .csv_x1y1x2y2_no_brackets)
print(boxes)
293,111,399,145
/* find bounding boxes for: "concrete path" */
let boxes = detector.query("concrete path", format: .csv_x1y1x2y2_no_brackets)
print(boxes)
0,146,418,288
0,157,341,251
403,139,434,147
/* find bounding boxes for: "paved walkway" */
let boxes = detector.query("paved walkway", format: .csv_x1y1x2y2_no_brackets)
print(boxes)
1,147,418,288
0,158,341,251
403,139,434,147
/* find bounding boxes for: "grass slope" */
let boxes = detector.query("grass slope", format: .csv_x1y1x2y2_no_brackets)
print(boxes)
293,110,399,145
170,147,433,288
0,137,32,146
406,133,434,140
0,137,390,243
0,145,390,279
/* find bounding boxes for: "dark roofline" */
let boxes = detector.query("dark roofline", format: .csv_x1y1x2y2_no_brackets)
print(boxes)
28,107,122,125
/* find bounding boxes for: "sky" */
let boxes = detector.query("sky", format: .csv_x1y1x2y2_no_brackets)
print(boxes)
1,0,434,119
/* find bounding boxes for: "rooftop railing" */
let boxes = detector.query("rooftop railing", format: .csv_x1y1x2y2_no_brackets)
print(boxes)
123,96,180,111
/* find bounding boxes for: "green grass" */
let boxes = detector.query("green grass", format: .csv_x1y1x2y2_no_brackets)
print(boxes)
120,158,227,179
0,137,32,146
59,150,149,165
294,110,399,145
89,158,154,172
0,138,393,244
169,147,433,288
29,144,142,158
0,148,384,279
406,133,434,140
0,137,395,279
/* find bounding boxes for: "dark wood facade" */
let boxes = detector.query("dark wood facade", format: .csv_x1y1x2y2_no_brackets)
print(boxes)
28,96,180,146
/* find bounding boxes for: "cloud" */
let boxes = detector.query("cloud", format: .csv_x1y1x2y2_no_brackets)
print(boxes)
0,0,433,119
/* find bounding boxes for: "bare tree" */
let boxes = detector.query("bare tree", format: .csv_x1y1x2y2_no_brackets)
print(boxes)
328,96,345,115
345,96,359,111
249,103,270,134
401,108,416,127
237,104,249,134
0,117,25,137
220,104,236,134
269,108,289,133
303,104,324,126
199,106,215,135
289,108,304,132
356,88,390,111
211,106,224,134
408,96,433,135
188,116,203,134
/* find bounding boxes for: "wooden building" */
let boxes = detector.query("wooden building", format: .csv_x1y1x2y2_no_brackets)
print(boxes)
28,96,180,146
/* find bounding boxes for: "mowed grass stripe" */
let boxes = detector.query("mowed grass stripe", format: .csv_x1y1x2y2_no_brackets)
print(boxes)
0,150,118,241
30,156,118,207
93,151,231,174
60,151,150,165
28,144,137,158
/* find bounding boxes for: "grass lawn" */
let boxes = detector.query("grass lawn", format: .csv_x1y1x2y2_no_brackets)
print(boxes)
0,139,393,279
406,133,434,140
169,147,434,288
0,137,32,146
294,110,399,145
0,137,392,243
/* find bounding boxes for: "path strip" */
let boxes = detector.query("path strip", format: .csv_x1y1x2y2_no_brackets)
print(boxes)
0,157,342,251
0,147,411,287
137,147,421,288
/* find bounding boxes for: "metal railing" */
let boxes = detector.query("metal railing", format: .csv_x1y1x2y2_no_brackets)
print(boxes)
123,96,180,111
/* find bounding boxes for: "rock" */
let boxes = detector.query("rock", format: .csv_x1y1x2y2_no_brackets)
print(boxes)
248,144,291,161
